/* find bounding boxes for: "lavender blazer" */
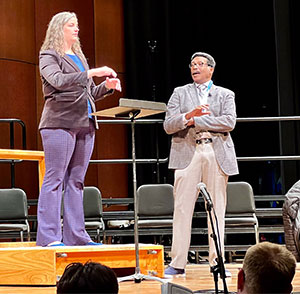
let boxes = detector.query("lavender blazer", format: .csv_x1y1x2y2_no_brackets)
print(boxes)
164,83,239,176
38,49,113,130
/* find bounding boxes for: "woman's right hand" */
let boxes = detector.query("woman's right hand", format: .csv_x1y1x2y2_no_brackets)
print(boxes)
88,66,117,78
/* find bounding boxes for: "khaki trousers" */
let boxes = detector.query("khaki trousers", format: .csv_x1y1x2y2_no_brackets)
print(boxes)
170,143,228,269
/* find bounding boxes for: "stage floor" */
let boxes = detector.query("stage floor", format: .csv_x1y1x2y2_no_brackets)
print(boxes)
0,263,300,293
0,242,299,293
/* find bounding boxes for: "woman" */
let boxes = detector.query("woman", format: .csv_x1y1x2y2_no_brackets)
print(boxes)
36,12,121,247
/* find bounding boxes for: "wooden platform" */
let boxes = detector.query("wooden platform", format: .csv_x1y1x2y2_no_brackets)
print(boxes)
0,149,45,189
0,242,164,286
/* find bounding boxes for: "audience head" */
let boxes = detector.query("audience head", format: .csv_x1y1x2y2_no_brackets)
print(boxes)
57,261,119,293
238,242,296,294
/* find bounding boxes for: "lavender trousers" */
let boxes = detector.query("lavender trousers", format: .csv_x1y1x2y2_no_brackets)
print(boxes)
36,120,95,246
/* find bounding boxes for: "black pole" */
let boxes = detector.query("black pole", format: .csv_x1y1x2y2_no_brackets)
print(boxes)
0,119,27,188
147,40,160,183
148,40,157,101
9,121,15,188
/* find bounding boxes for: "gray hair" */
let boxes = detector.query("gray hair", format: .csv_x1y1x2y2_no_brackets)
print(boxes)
191,52,216,68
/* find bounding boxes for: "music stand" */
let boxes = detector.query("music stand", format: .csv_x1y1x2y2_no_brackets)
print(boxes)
93,98,167,283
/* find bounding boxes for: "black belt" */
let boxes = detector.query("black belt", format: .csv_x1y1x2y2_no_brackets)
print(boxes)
196,138,213,145
196,130,228,136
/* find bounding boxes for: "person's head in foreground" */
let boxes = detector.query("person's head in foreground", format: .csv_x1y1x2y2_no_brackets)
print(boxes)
57,261,119,293
238,241,296,294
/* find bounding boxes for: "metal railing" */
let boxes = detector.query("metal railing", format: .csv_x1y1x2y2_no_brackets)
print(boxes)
91,118,167,165
0,119,26,187
2,116,300,187
93,116,300,164
236,116,300,161
0,119,26,149
236,116,300,122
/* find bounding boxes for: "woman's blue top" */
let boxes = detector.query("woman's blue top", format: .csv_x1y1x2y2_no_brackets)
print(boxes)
67,54,93,119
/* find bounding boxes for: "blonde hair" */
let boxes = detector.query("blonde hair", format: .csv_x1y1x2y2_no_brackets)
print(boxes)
40,11,85,61
243,242,296,293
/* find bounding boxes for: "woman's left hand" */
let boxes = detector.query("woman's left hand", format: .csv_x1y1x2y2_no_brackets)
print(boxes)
105,77,122,92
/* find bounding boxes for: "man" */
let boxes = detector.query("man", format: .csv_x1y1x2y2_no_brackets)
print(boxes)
238,242,296,293
164,52,238,277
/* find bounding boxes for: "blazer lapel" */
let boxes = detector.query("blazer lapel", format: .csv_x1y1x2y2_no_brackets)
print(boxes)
62,54,81,72
188,83,200,108
207,84,216,104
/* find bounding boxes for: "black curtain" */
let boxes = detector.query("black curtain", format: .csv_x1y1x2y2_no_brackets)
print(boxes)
123,0,300,195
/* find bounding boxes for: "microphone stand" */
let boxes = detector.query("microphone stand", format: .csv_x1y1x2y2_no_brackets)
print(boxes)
204,198,228,294
147,40,160,183
147,40,157,102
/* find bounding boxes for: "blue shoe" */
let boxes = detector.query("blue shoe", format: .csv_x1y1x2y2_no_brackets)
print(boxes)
224,269,232,278
164,266,185,278
47,242,66,247
86,241,103,246
210,266,232,278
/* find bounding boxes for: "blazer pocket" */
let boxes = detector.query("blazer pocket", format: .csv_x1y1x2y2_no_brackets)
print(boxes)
54,93,77,102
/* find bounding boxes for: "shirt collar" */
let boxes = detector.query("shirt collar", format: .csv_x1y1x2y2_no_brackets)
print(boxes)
195,80,212,88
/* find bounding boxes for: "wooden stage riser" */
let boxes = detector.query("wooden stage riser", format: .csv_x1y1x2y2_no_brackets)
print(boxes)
56,249,164,277
0,242,164,286
0,249,56,285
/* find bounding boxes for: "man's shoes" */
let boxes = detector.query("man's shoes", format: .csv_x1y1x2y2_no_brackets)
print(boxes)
85,241,103,246
164,266,185,278
224,269,232,278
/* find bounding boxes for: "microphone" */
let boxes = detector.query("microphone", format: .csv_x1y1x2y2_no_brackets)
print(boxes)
197,182,213,207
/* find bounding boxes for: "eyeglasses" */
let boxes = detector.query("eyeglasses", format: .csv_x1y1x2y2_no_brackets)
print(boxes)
189,62,211,68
